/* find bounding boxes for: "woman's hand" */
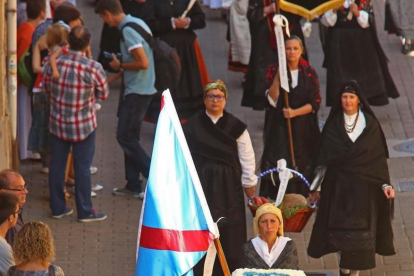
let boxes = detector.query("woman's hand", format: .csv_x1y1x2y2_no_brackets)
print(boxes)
383,187,395,199
263,3,276,17
309,191,320,203
283,108,297,119
174,18,190,29
244,186,256,199
349,3,360,17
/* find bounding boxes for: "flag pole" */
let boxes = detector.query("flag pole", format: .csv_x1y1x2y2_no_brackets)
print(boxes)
214,238,231,276
275,0,297,171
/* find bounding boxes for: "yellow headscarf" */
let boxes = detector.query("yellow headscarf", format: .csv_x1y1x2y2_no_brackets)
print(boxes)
253,203,284,237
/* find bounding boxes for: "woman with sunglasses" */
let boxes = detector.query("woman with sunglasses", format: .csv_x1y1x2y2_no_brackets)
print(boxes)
183,80,257,275
260,36,321,199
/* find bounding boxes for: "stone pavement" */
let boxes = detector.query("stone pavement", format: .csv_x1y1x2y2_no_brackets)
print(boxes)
18,0,414,275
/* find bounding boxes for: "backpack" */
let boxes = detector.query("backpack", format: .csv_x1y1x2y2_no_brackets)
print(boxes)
121,22,181,91
17,45,36,88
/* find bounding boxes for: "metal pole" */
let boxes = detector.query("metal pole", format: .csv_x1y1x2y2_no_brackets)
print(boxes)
7,0,19,170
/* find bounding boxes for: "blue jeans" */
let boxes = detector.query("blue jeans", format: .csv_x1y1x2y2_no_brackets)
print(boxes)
49,131,95,219
117,93,153,193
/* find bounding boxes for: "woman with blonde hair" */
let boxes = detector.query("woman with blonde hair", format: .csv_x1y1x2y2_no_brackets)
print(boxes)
239,203,299,269
7,222,64,276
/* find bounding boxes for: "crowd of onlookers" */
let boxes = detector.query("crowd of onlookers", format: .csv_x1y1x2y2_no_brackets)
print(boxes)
0,170,65,276
9,0,405,274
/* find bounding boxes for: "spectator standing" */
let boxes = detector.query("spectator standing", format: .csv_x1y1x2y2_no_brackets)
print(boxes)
7,222,65,276
98,0,157,72
0,193,20,276
0,170,28,246
43,26,109,222
95,0,156,198
16,0,46,160
183,80,257,274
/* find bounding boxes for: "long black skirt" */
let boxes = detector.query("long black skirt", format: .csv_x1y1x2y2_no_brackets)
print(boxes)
192,161,246,275
146,32,204,121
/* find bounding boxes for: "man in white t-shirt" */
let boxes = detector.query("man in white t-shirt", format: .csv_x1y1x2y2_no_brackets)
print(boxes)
0,193,20,276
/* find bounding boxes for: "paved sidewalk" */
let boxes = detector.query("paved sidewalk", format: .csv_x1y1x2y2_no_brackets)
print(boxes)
19,0,414,275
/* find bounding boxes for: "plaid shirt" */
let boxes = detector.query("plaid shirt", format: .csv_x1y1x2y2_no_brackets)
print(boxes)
43,50,109,142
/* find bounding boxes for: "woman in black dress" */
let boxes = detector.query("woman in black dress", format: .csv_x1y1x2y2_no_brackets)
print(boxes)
241,0,307,110
307,81,395,275
260,36,321,199
147,0,207,121
321,0,399,106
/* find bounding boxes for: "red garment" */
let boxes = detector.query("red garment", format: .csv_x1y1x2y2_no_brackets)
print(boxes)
17,22,35,85
42,50,109,142
17,22,35,62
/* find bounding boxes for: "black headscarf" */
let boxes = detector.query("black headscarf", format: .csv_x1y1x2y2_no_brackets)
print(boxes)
314,80,389,169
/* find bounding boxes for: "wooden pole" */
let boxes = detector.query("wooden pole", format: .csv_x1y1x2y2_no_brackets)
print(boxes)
213,238,231,276
275,0,297,171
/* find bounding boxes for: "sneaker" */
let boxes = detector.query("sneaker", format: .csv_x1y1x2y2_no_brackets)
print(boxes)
92,183,103,191
41,167,49,174
52,208,74,219
112,187,142,198
90,166,98,175
73,187,97,197
78,212,107,223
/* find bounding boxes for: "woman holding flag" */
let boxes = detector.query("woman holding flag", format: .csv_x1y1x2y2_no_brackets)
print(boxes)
259,36,321,199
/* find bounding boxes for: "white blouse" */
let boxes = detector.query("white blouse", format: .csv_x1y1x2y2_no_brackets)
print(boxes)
206,111,257,187
321,7,369,29
251,236,291,267
344,110,366,142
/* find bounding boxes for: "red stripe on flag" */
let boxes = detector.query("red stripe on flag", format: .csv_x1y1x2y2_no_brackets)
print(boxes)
160,95,165,111
140,226,214,252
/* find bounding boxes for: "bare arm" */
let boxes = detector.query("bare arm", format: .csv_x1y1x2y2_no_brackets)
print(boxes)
32,36,48,73
107,71,123,84
110,47,149,71
50,46,63,79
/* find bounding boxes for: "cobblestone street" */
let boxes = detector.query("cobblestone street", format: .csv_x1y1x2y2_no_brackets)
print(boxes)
19,0,414,275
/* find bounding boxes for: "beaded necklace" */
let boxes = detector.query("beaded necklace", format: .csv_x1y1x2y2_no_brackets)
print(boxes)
343,109,359,133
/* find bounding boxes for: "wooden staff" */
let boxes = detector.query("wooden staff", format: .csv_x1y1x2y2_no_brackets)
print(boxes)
275,0,297,171
214,238,231,276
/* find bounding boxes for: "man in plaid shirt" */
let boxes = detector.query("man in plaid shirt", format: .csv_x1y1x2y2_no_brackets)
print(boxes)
43,25,109,223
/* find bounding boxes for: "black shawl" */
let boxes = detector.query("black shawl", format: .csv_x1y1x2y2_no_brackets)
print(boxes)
184,111,247,273
308,81,395,261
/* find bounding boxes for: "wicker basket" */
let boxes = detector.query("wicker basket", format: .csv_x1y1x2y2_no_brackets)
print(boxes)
282,207,314,232
247,204,315,233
